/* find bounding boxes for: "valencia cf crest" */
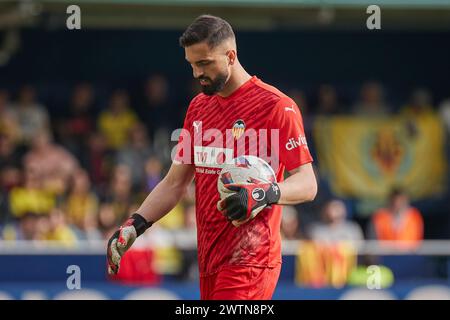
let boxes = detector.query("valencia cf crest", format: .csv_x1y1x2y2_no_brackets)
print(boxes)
232,119,245,140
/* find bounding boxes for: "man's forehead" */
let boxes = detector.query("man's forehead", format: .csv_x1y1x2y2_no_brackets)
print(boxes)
185,42,223,61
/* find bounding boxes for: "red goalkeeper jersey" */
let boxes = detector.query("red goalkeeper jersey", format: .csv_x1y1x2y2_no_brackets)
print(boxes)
175,76,313,276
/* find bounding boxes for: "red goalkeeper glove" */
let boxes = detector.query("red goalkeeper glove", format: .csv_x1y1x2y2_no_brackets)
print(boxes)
106,213,153,275
217,182,281,226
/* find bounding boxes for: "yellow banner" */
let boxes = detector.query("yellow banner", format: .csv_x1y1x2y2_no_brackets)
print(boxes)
296,241,357,288
314,115,447,200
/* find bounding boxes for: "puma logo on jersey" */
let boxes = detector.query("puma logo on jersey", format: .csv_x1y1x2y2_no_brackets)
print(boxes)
284,105,296,113
193,121,201,133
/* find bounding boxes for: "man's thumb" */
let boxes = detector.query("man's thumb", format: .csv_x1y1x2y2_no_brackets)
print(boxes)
224,184,242,192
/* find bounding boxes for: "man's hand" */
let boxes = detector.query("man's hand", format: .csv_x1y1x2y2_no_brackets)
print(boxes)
107,213,152,275
217,182,281,227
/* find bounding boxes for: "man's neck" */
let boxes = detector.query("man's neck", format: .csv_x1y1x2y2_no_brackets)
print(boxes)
391,206,408,216
217,64,252,98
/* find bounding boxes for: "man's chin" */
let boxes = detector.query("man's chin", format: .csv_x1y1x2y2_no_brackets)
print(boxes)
201,86,217,96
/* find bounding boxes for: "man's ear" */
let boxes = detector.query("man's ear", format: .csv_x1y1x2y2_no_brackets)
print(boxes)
226,50,236,65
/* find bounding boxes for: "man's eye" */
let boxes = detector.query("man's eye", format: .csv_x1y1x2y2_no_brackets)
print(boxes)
198,61,211,66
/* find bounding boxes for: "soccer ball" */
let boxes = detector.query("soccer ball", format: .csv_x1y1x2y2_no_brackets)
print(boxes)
217,156,277,224
217,155,276,197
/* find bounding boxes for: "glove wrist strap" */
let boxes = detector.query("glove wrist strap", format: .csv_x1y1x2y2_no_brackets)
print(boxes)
130,213,153,237
267,182,281,205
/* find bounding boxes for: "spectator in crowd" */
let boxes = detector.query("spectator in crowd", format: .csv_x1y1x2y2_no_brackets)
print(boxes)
41,207,78,246
98,90,138,150
58,83,96,160
82,211,103,241
183,181,196,208
281,206,302,240
1,212,41,241
0,89,20,143
178,203,199,281
141,74,173,135
291,164,330,233
316,84,341,115
367,188,424,248
171,79,200,134
98,202,118,239
81,132,114,193
116,123,154,190
183,204,197,232
140,75,175,163
8,163,55,219
65,168,99,234
401,88,435,117
10,85,50,145
0,133,21,196
353,82,390,116
0,184,15,225
144,156,163,192
289,88,314,141
307,199,364,244
104,164,137,224
440,96,450,134
39,207,77,247
0,133,21,172
23,129,79,187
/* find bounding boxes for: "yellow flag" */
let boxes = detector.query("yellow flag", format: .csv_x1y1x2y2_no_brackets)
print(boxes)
314,115,447,200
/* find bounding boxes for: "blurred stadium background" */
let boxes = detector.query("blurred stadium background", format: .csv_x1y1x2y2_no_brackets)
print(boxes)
0,0,450,300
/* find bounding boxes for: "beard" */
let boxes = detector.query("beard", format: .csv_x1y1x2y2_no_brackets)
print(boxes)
198,72,228,96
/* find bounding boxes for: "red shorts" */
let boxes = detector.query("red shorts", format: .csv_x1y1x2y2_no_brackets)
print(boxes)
199,264,281,300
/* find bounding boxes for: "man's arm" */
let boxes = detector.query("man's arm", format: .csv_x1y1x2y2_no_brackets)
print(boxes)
135,162,195,223
107,162,194,274
277,162,317,205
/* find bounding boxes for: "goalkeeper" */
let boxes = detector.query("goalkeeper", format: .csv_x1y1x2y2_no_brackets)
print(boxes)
107,15,317,300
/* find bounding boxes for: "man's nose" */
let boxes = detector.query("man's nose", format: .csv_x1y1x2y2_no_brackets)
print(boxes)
193,67,204,79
